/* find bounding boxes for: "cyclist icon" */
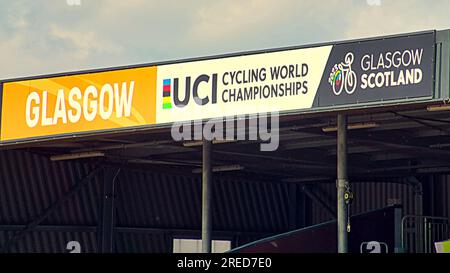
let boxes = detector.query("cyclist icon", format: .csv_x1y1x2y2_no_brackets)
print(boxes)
328,52,357,96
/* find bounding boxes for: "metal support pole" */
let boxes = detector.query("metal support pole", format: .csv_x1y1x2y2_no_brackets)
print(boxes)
100,167,120,253
337,114,348,253
202,140,213,253
288,184,297,230
414,181,424,253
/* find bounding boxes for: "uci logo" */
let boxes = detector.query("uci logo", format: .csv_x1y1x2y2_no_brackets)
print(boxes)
162,74,218,109
328,52,357,96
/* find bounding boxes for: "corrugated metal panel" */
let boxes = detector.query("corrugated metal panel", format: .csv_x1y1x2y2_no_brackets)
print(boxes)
1,148,446,252
350,181,415,215
0,230,97,253
115,232,171,253
309,183,335,224
0,150,294,252
114,169,291,233
115,170,200,229
309,181,416,225
437,175,450,218
0,150,100,226
213,178,290,232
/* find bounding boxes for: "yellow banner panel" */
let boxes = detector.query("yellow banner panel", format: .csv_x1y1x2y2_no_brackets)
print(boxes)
1,66,157,141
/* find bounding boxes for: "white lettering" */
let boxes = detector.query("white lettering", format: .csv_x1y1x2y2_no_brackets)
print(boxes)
25,91,40,128
68,87,82,123
24,81,136,126
99,84,114,119
83,85,98,122
53,89,68,124
114,81,134,118
41,91,53,126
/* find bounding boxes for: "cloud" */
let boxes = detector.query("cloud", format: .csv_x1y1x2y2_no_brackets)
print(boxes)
49,25,122,61
0,0,126,78
343,0,450,39
183,0,343,53
186,1,285,43
0,0,449,79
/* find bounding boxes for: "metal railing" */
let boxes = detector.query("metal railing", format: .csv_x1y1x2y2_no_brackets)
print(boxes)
401,215,450,253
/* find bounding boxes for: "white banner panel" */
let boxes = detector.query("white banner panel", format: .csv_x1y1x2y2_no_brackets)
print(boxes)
156,46,332,123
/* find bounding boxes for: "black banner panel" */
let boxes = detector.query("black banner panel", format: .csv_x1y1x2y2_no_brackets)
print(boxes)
315,32,435,107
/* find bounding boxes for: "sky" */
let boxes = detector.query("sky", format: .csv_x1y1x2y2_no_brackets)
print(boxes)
1,0,450,79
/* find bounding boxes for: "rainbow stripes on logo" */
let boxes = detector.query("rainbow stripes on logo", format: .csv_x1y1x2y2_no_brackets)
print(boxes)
163,79,172,109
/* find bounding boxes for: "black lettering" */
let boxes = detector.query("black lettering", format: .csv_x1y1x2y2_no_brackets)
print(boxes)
211,74,217,104
303,81,308,94
244,86,253,100
270,66,280,80
193,75,209,106
173,77,190,107
222,89,228,103
289,65,295,78
302,63,308,76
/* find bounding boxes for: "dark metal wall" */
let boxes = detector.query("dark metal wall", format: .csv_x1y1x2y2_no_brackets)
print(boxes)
309,181,415,224
0,149,449,252
433,175,450,217
0,150,301,252
0,150,101,226
309,177,450,225
0,230,98,253
113,170,293,232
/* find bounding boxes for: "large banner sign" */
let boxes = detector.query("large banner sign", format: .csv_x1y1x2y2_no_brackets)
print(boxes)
315,33,434,106
155,46,332,123
1,67,156,141
0,32,435,142
156,32,434,123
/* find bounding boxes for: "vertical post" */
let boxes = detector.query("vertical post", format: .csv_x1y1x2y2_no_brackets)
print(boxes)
202,140,213,253
429,175,435,217
414,182,423,253
394,207,403,253
288,184,297,230
100,167,118,253
337,114,348,253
